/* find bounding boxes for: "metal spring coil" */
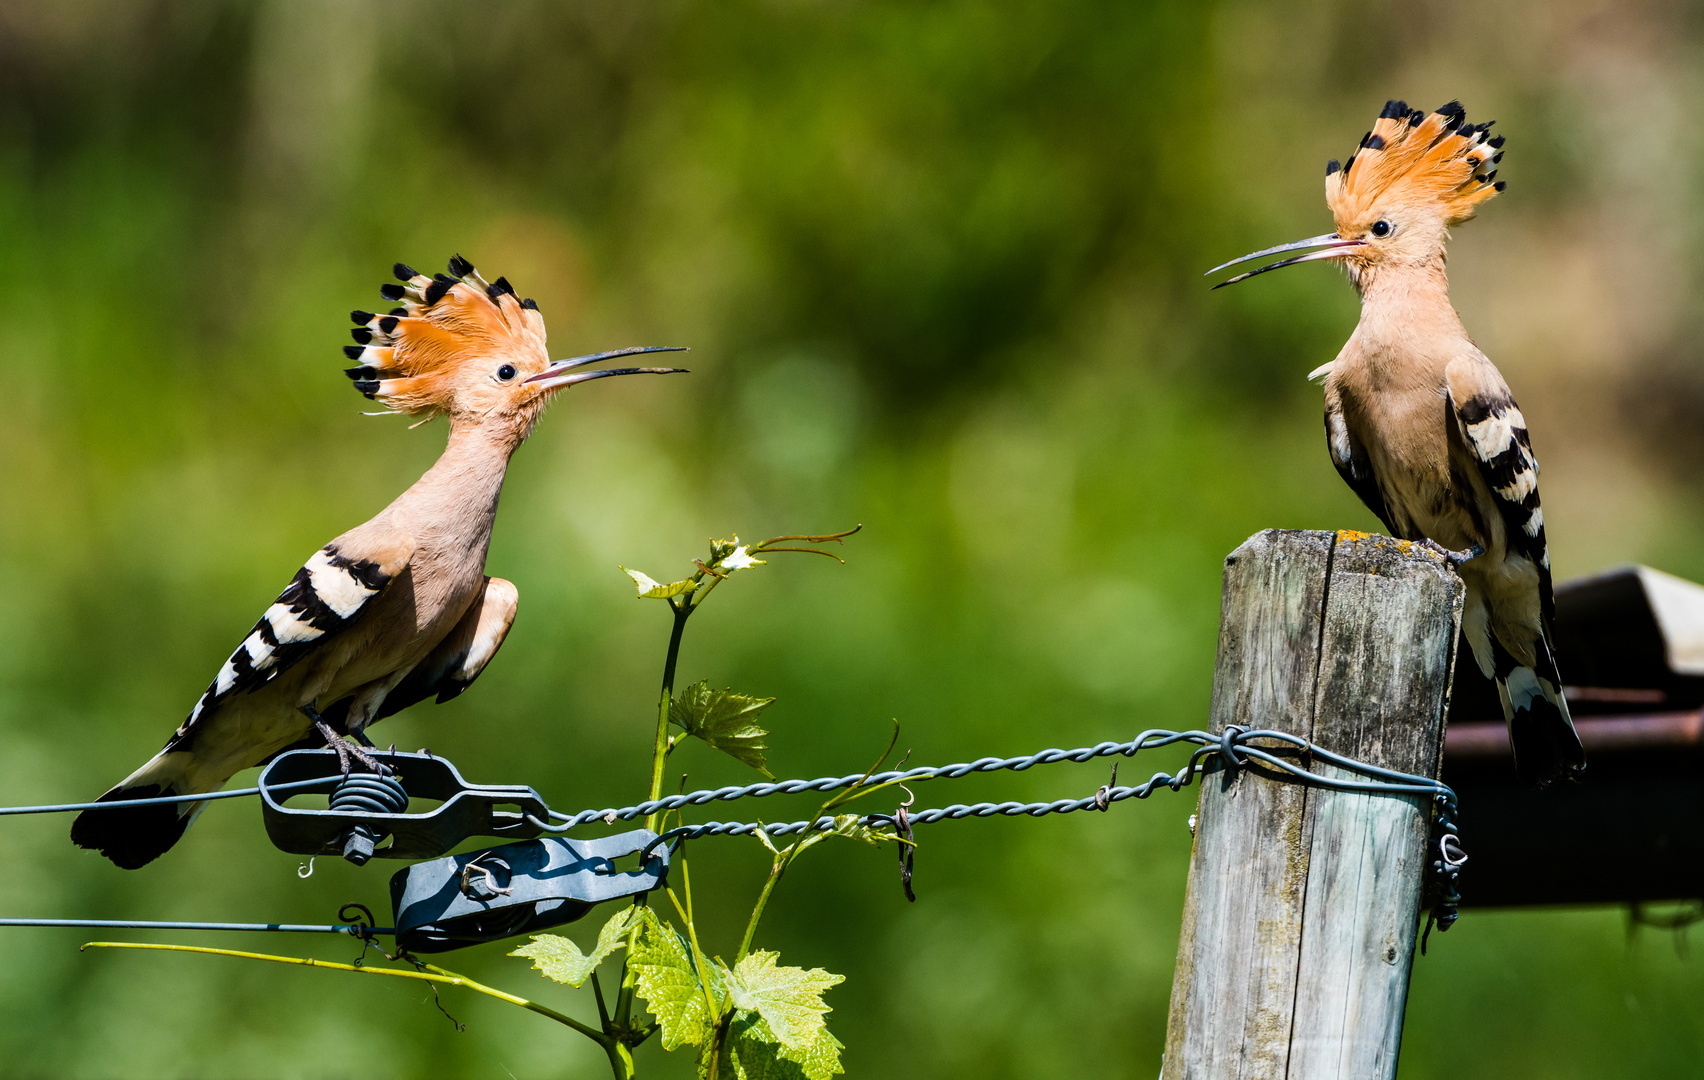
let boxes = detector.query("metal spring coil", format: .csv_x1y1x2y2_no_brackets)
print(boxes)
329,772,408,865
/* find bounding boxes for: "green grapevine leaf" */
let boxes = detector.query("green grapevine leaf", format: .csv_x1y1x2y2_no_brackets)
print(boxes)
670,679,775,776
749,826,783,856
621,566,698,599
828,814,887,847
720,1013,845,1080
508,906,637,988
780,1025,847,1080
718,542,766,572
726,951,843,1053
631,909,723,1050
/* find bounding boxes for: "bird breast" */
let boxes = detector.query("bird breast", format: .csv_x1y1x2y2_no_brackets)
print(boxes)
1331,363,1475,550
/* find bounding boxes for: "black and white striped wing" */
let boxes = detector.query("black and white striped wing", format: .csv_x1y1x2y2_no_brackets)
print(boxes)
169,542,413,743
1446,372,1553,616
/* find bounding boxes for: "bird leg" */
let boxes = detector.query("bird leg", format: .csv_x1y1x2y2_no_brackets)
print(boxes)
300,706,391,776
1420,540,1485,568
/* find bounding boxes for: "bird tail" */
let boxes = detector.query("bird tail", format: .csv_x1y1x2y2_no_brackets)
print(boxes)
70,749,214,869
1495,636,1586,787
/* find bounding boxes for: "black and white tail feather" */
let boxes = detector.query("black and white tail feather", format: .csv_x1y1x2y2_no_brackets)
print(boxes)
69,543,399,868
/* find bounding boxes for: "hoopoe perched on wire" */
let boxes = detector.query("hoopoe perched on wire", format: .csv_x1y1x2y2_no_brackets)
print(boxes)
71,256,686,868
1208,100,1585,785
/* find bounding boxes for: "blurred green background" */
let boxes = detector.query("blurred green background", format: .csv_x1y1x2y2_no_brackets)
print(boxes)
2,0,1702,1076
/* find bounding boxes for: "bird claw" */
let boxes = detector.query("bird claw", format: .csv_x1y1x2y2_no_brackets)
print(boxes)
344,742,393,777
309,717,393,777
1420,539,1484,568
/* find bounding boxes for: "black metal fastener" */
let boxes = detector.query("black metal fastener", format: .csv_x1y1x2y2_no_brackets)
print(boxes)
389,829,670,953
259,750,551,863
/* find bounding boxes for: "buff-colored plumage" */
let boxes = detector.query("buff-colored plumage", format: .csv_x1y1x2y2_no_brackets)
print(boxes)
72,256,685,868
1209,101,1583,785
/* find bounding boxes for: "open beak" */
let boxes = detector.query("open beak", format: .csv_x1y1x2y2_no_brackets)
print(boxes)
1204,232,1366,289
524,345,690,391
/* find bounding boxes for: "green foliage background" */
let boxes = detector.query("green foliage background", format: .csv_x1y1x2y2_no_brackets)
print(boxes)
1,0,1702,1076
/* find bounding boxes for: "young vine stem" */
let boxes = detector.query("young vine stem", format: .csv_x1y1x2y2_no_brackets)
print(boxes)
665,857,721,1025
80,942,609,1043
645,600,694,830
617,525,861,1068
733,719,901,964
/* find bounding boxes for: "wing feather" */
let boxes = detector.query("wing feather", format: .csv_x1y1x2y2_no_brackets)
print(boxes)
1324,390,1400,536
170,538,415,746
377,576,519,719
1446,361,1554,621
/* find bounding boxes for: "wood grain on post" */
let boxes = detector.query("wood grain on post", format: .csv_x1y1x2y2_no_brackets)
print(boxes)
1162,529,1464,1080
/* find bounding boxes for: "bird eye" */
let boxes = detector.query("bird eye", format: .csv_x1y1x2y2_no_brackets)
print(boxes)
497,364,518,382
1370,220,1392,238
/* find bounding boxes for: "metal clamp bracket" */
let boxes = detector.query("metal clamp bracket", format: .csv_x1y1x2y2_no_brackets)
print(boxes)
389,830,670,953
258,749,550,861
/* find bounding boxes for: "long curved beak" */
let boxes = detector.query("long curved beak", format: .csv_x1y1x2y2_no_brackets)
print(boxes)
525,345,690,391
1204,233,1366,289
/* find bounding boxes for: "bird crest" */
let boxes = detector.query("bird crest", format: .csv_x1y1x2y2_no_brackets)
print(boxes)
1326,100,1505,230
343,255,551,418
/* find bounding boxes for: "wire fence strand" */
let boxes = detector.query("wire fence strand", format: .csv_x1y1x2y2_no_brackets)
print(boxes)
0,725,1464,936
0,919,392,935
0,777,337,816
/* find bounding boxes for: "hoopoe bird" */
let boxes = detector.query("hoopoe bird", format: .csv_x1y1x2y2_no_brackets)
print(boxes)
71,256,686,867
1208,100,1585,785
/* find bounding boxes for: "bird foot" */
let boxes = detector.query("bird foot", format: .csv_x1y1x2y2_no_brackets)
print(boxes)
308,716,392,777
1420,540,1484,568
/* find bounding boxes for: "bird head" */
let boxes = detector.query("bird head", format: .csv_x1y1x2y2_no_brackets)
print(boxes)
343,255,686,435
1208,100,1504,289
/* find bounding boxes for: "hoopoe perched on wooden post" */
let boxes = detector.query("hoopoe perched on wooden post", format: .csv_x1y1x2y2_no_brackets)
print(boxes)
71,256,686,868
1207,100,1586,785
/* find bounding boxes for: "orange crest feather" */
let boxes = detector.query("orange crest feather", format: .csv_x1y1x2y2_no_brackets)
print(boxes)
1325,100,1504,229
343,255,550,417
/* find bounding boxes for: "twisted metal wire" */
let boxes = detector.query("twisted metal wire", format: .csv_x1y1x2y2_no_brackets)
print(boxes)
6,729,1455,831
528,726,1457,844
593,725,1463,932
0,726,1465,936
535,729,1224,832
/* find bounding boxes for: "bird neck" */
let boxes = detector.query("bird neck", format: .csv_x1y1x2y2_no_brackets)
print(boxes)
1352,253,1467,356
396,418,523,549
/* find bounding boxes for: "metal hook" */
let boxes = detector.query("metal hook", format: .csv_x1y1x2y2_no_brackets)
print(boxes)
1438,833,1468,867
458,853,513,901
895,785,917,903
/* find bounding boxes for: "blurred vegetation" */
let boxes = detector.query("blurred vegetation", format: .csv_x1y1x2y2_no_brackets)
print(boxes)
1,0,1702,1076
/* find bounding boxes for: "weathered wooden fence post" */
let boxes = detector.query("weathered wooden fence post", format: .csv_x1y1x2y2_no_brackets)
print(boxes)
1162,529,1464,1080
